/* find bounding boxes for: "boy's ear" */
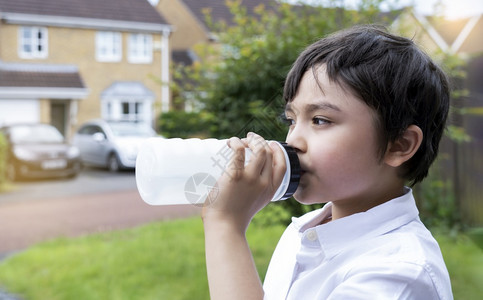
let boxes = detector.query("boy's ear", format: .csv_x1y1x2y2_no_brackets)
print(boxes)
384,125,423,167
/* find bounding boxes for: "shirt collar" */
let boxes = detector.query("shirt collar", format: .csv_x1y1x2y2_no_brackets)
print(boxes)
291,187,419,259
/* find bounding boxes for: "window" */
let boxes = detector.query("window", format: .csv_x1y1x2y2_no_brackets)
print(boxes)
128,33,153,63
78,125,103,136
19,27,48,59
102,98,151,122
121,100,144,121
96,31,122,62
101,82,153,122
147,0,159,6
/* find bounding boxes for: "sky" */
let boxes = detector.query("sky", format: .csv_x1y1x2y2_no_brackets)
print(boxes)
384,0,483,19
287,0,483,19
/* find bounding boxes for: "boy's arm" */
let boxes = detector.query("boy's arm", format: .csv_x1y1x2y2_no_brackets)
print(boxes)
202,133,286,300
203,216,264,299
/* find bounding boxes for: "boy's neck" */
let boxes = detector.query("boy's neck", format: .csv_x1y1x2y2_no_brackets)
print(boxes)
330,184,406,221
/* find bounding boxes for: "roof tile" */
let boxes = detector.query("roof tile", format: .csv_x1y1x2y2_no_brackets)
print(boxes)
0,0,168,25
0,70,85,88
181,0,276,28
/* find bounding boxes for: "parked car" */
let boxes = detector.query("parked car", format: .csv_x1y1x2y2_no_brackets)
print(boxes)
0,123,81,181
72,119,157,172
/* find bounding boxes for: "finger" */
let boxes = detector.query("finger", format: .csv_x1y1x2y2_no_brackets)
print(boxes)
227,137,246,177
269,142,287,189
240,137,249,147
246,133,269,175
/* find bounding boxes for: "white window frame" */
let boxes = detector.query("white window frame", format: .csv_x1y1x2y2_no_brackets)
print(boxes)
18,26,48,59
128,33,153,64
96,31,122,62
120,99,145,121
147,0,159,6
102,98,151,122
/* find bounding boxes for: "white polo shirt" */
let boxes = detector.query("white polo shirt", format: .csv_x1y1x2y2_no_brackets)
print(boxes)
263,188,453,299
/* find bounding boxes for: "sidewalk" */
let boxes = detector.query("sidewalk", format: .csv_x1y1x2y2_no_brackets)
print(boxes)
0,189,200,255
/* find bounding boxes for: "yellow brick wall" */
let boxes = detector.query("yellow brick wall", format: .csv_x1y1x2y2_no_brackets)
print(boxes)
156,0,208,50
39,99,50,123
0,24,20,60
0,23,164,135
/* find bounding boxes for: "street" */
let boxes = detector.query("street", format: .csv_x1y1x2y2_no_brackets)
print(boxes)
0,168,200,256
0,167,137,204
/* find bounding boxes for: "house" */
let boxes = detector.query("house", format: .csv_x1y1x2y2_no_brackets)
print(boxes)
0,0,172,137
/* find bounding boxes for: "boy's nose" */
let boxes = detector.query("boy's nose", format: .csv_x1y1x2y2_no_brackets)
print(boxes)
285,127,307,154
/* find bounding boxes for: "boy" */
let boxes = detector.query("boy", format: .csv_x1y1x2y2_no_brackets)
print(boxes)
202,25,453,299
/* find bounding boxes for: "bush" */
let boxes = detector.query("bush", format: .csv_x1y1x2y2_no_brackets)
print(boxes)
158,110,213,138
415,154,462,231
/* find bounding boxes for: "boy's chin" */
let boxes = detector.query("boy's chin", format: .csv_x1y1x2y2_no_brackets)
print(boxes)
293,192,327,205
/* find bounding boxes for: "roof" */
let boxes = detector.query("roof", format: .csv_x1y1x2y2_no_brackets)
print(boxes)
0,0,170,31
0,70,84,88
101,81,154,99
181,0,277,29
0,61,85,88
172,50,198,66
0,61,88,99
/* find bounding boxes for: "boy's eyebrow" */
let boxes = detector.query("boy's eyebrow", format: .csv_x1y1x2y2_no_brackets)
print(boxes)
285,102,342,114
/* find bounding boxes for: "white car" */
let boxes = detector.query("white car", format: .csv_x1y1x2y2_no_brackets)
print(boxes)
72,119,157,172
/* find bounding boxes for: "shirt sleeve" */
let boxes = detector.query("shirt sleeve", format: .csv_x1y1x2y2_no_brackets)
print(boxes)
325,261,446,300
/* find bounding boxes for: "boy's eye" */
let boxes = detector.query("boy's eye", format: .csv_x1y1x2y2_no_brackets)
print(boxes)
279,114,295,126
313,117,331,125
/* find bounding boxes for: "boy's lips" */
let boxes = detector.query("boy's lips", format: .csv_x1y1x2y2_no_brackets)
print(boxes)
298,164,308,177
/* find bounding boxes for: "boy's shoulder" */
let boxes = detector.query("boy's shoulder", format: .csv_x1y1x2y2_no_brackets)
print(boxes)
347,221,445,268
338,225,453,299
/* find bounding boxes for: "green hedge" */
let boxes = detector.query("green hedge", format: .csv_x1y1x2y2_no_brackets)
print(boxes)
158,110,213,138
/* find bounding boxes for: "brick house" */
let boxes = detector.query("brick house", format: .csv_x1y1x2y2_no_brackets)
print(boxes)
0,0,172,137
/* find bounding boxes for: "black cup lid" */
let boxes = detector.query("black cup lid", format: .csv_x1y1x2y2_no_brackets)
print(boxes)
278,142,300,200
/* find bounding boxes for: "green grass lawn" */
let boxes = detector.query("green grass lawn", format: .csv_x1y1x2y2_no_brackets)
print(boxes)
437,231,483,299
0,217,481,300
0,217,284,300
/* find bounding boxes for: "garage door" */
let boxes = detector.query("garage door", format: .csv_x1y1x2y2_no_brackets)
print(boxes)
0,99,39,125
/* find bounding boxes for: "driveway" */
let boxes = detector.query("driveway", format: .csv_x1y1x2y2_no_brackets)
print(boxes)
0,167,138,204
0,168,200,256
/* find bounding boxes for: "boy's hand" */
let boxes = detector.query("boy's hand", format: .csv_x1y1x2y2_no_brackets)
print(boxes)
202,132,286,233
202,132,285,299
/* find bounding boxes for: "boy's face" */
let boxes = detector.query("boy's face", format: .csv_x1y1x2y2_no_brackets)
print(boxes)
285,65,398,206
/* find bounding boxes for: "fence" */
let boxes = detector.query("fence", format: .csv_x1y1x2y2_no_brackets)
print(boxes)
455,131,483,227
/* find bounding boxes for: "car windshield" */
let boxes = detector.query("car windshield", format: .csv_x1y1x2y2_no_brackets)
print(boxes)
10,124,64,144
107,122,155,138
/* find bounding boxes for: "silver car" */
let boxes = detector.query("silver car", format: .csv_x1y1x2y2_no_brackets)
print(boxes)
72,119,157,172
1,123,81,181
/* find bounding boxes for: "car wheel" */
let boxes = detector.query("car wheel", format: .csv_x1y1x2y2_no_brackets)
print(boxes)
107,153,121,172
6,163,17,181
67,162,82,178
